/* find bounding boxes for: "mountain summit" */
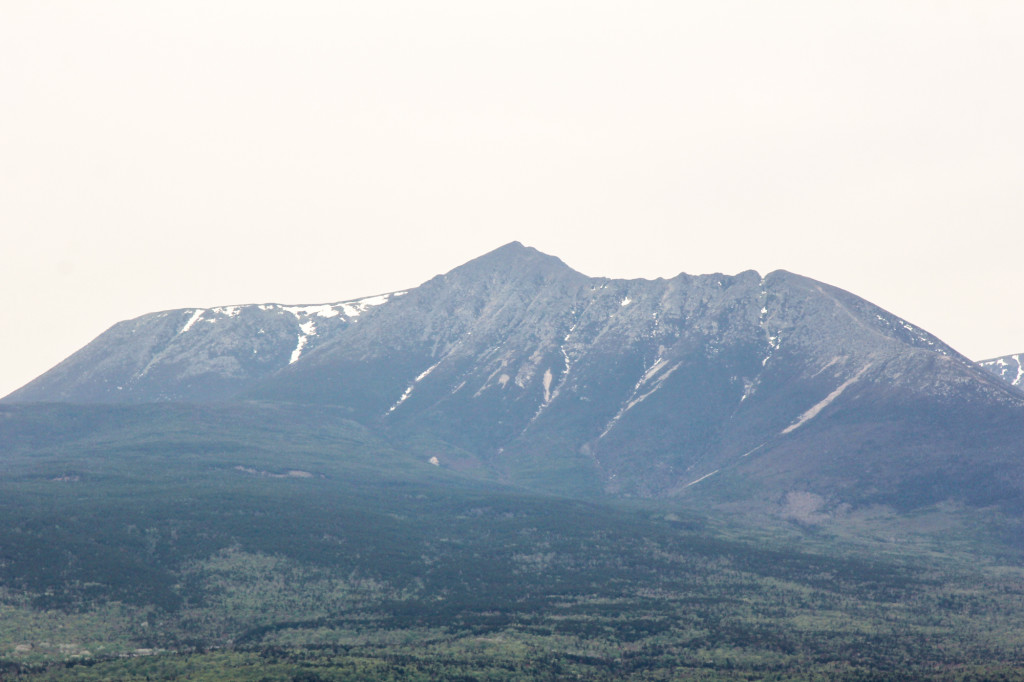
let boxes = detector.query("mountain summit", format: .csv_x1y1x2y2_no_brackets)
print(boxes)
7,243,1024,511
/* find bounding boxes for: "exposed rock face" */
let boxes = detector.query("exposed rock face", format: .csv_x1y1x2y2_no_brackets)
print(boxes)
7,242,1024,509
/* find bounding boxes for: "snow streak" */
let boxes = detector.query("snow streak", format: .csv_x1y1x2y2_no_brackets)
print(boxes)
598,356,681,440
386,360,443,415
180,309,205,333
781,363,873,435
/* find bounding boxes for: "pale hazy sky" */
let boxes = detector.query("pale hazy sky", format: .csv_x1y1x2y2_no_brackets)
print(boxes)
3,1,1023,398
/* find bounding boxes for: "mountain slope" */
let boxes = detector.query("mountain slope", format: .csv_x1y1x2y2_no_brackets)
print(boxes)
247,244,1024,505
7,242,1024,511
3,293,403,403
979,353,1024,389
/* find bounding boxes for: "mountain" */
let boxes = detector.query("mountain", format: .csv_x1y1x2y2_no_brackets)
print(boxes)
979,353,1024,389
9,242,1024,678
7,242,1024,511
2,293,404,403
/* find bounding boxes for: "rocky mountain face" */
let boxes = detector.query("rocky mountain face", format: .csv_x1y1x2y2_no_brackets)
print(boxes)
7,242,1024,511
979,354,1024,390
3,294,403,403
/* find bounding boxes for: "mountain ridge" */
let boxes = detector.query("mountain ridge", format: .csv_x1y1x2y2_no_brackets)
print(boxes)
979,353,1024,390
6,242,1024,511
2,292,406,403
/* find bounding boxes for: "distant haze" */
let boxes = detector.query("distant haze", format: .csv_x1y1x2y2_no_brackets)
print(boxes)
3,1,1023,398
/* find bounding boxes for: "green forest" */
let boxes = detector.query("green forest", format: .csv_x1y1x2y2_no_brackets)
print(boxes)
3,403,1024,680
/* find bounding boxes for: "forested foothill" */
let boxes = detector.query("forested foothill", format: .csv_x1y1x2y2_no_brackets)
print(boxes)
3,402,1024,680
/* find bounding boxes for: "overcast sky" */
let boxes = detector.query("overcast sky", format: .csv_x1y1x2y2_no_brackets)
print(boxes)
3,1,1023,398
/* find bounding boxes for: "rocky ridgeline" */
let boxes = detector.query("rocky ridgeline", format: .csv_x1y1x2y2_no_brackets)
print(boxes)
7,243,1024,509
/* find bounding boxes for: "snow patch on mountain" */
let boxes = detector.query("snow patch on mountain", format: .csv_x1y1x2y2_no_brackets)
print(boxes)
280,291,398,322
180,310,205,333
289,335,308,364
782,363,873,435
415,361,441,383
386,360,443,415
387,385,414,414
282,304,342,319
177,291,401,343
339,293,393,317
978,353,1024,387
684,469,719,488
811,356,845,378
598,356,682,439
542,368,553,404
288,320,321,364
622,362,681,412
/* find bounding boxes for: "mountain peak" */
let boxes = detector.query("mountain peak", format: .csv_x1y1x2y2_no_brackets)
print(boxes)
473,241,566,265
492,240,527,252
443,242,582,282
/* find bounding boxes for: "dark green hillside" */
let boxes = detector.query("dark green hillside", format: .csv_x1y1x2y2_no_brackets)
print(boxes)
3,403,1024,679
